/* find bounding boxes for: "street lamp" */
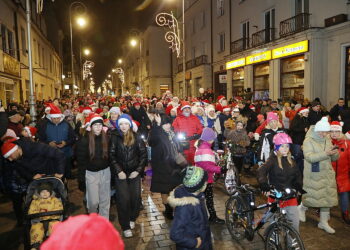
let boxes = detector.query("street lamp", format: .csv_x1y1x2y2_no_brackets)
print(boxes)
69,1,87,96
118,58,123,64
83,48,90,56
130,39,137,47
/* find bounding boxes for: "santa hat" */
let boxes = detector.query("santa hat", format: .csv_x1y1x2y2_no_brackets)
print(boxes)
1,138,18,158
82,107,93,114
222,106,231,112
84,113,103,130
40,213,124,250
48,104,63,118
217,95,225,103
232,107,240,112
249,105,255,110
298,107,309,114
345,131,350,140
330,121,342,131
133,102,141,107
181,101,191,110
202,99,210,105
24,126,37,138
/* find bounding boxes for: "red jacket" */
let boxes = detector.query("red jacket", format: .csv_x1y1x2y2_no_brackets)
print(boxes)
332,138,350,193
172,114,203,138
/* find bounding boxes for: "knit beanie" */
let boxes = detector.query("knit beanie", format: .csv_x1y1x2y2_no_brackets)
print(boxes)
266,112,278,123
160,115,172,126
311,101,320,107
109,107,121,115
314,117,331,132
117,114,133,130
200,127,217,142
183,166,208,193
37,182,53,195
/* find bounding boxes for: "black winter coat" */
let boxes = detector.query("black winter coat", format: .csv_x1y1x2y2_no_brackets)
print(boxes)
76,134,110,183
109,130,147,176
340,109,350,134
308,109,324,125
129,107,151,131
257,128,285,162
240,106,258,133
330,104,348,122
289,115,310,145
257,153,303,192
13,138,65,181
148,126,182,193
0,112,8,138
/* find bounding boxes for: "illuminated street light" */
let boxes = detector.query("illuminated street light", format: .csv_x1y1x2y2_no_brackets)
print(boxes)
76,16,87,27
130,39,137,47
118,58,123,64
83,48,90,56
108,74,111,78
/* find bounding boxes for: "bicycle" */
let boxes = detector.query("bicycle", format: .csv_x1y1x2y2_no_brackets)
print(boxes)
214,141,241,195
225,184,305,250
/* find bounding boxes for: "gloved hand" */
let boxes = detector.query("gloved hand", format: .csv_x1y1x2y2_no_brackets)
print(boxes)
254,133,260,141
118,171,127,180
259,183,270,192
258,161,264,167
129,171,139,179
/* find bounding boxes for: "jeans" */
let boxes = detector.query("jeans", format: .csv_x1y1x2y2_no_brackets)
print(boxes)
339,192,349,212
115,175,141,230
85,168,111,219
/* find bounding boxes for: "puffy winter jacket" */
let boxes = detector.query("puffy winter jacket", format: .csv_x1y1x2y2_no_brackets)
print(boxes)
289,115,310,145
331,137,350,193
194,141,220,183
168,185,212,250
302,126,339,208
257,153,303,192
172,114,203,138
109,130,147,176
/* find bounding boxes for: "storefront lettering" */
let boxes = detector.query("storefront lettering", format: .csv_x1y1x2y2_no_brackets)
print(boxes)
226,58,245,69
3,53,20,77
246,51,271,65
272,40,309,59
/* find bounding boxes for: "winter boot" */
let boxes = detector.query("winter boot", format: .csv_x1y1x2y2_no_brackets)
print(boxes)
298,203,307,222
318,211,335,234
341,211,350,225
163,204,174,220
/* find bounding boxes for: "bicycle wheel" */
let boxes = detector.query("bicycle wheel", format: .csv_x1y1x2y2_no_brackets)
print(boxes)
264,222,305,250
225,194,252,241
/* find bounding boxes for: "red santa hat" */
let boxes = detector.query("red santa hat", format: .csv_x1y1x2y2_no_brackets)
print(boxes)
181,101,191,110
249,105,255,110
24,126,37,138
84,113,103,130
48,104,63,118
222,106,231,112
330,121,342,131
1,138,18,159
133,102,141,107
82,107,93,114
298,107,309,114
202,99,210,105
217,95,225,103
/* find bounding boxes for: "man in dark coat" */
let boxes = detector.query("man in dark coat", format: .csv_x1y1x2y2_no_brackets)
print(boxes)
129,102,151,136
329,98,347,121
308,101,324,125
7,110,23,136
239,102,258,133
0,107,8,138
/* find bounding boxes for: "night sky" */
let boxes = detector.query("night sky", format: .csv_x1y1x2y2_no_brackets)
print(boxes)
45,0,166,87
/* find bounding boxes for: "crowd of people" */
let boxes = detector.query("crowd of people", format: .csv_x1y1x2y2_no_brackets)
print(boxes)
0,90,350,249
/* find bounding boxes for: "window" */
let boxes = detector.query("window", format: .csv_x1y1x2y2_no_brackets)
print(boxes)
33,39,37,63
191,47,196,59
38,43,41,66
42,47,44,68
217,0,224,16
1,25,7,53
21,27,26,56
295,0,309,15
218,33,225,52
264,9,275,42
50,54,52,73
200,11,206,29
7,30,15,57
241,21,249,49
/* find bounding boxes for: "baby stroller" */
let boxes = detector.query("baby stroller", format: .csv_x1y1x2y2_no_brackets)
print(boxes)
23,176,68,250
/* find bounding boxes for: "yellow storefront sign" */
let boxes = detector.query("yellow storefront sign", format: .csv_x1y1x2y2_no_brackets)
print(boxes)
226,58,245,70
246,51,271,65
272,40,309,59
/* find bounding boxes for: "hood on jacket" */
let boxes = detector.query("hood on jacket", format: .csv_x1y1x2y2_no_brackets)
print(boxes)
167,186,201,208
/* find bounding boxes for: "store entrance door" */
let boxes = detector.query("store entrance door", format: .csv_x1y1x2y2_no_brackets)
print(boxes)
345,47,350,107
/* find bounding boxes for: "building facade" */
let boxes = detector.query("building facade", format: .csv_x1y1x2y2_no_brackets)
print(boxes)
225,0,350,108
0,0,63,107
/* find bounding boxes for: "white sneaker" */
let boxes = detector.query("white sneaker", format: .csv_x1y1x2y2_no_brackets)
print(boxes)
123,229,133,238
130,221,135,230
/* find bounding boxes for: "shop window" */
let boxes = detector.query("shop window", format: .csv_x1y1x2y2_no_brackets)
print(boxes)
217,0,224,16
1,25,7,53
232,68,244,97
8,30,15,57
280,55,305,102
253,63,270,100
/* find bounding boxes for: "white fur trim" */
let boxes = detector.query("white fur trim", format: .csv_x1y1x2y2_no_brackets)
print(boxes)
181,105,191,110
90,117,103,125
4,145,18,158
330,125,342,131
167,190,200,208
299,109,309,114
49,113,63,118
24,127,32,137
194,154,215,163
223,107,231,112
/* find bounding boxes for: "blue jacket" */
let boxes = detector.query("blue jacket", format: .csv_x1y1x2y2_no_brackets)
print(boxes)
168,185,212,250
37,119,75,157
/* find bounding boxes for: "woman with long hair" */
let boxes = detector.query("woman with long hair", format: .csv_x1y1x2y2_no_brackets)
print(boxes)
76,113,111,219
257,133,303,232
109,114,147,238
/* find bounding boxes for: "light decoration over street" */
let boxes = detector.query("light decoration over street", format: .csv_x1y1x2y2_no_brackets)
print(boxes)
155,12,181,58
115,67,125,85
83,60,94,80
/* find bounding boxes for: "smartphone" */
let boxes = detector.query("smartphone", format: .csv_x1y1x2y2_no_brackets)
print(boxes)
332,146,339,150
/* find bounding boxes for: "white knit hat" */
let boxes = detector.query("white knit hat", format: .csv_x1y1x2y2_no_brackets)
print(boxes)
109,107,121,115
314,117,331,132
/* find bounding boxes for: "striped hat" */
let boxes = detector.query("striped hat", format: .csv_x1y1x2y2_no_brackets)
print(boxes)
183,166,208,193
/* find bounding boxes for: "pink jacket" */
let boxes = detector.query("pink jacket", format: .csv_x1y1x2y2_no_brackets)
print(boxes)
194,141,221,183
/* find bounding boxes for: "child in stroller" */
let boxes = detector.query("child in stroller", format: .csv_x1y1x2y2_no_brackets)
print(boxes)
24,177,67,250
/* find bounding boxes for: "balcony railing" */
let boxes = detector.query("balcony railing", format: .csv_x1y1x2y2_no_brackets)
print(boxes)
194,55,208,66
186,59,194,69
280,13,311,38
180,55,208,71
251,28,276,48
230,38,250,54
178,63,183,72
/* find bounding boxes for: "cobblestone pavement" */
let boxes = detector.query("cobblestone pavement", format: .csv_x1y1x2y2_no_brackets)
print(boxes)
1,171,350,250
